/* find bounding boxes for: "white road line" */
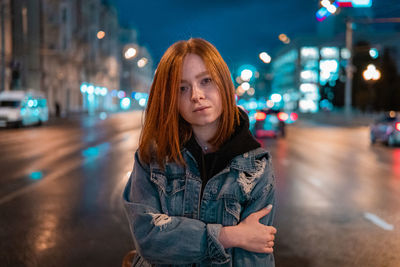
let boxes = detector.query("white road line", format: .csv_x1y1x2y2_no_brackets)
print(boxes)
307,176,323,188
364,212,394,231
0,157,82,206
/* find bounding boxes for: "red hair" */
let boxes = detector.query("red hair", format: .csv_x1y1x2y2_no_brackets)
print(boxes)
139,38,239,167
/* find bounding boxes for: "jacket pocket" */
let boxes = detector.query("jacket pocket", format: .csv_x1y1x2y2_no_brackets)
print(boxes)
222,196,241,226
150,171,186,216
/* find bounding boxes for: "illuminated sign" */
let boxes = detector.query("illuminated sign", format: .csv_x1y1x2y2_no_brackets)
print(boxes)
316,0,372,21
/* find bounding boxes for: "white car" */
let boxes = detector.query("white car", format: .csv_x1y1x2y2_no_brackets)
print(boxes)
0,90,49,127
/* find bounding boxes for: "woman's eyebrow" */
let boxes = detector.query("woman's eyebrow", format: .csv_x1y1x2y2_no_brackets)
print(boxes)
195,71,210,79
181,71,210,83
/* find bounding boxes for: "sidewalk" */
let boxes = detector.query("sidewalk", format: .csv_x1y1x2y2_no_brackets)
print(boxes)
297,110,380,127
46,109,145,126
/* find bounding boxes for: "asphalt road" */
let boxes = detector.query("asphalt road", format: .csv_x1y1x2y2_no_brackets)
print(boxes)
0,111,399,267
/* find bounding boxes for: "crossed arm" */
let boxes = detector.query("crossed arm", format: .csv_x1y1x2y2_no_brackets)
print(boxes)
123,153,277,265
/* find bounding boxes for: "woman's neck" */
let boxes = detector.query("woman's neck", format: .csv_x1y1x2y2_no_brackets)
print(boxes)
192,125,217,153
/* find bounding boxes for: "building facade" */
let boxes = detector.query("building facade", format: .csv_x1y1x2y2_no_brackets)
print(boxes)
0,0,12,91
2,0,154,116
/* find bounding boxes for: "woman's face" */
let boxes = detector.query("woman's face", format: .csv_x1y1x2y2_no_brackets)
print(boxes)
178,53,222,130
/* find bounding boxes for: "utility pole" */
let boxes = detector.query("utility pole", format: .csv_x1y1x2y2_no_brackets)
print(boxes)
344,19,354,117
344,17,400,117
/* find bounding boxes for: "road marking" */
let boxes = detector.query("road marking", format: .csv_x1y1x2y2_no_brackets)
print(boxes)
307,176,323,188
364,212,394,231
0,158,82,206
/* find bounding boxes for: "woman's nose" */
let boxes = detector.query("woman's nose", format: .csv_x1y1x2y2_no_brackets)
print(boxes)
191,85,205,102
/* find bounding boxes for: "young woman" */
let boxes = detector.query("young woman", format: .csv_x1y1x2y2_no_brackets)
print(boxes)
123,38,277,266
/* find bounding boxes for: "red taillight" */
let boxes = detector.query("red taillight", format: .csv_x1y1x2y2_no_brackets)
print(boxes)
290,112,298,121
277,112,289,121
396,122,400,131
255,112,266,121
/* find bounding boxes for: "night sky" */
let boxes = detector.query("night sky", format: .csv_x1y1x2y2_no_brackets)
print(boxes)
114,0,400,70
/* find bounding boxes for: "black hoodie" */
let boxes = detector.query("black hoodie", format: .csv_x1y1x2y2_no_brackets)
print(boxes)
184,108,260,197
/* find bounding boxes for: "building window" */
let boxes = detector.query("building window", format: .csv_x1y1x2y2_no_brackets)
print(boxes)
22,6,28,37
60,4,70,50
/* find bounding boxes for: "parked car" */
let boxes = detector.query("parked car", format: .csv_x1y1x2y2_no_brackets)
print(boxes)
251,108,298,138
0,90,49,128
370,112,400,146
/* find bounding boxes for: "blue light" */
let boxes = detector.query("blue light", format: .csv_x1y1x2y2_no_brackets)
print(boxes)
99,112,107,120
238,65,257,82
27,100,34,107
82,143,110,159
87,85,94,95
82,147,99,157
80,83,88,93
117,90,126,99
316,7,330,21
121,97,131,110
134,93,141,100
100,87,108,96
138,98,147,107
30,172,43,180
369,48,379,59
351,0,372,8
94,86,101,95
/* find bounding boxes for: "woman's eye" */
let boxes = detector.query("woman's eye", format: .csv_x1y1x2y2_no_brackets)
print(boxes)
180,86,188,92
201,77,212,85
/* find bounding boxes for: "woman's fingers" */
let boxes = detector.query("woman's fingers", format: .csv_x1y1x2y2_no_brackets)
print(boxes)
250,204,273,220
269,226,277,235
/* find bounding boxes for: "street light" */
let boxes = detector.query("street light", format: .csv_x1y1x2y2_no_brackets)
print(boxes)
363,64,381,81
137,57,148,68
240,69,253,82
124,47,137,60
279,34,290,44
97,30,105,40
259,52,271,63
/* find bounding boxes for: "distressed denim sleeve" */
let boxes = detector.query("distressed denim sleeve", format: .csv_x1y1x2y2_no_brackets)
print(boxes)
123,152,230,265
233,154,276,267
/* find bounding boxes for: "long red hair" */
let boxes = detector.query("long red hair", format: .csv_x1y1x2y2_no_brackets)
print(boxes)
139,38,239,167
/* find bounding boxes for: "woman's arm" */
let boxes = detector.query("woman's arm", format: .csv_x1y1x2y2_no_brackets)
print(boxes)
219,205,276,253
123,152,230,265
223,154,277,266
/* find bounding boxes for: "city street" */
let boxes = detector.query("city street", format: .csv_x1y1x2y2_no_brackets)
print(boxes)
0,111,399,267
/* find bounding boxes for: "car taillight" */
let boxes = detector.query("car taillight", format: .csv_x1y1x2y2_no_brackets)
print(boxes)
277,112,289,122
255,112,266,121
396,122,400,131
290,112,298,121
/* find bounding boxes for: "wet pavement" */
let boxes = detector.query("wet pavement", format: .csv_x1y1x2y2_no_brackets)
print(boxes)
0,111,399,267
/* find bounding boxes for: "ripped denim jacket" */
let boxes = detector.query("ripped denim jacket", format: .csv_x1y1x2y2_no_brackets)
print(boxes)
123,147,276,266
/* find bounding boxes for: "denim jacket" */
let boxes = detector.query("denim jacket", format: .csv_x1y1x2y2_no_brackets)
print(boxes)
123,147,276,266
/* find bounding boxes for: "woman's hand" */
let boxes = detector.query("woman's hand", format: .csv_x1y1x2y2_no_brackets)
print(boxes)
219,205,277,253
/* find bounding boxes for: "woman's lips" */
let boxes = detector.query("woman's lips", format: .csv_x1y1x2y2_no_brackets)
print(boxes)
193,106,210,112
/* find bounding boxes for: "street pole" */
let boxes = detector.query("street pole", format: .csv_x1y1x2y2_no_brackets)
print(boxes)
0,0,5,92
344,19,353,117
343,17,400,117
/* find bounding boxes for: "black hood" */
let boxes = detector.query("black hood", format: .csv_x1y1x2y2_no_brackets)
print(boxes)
185,108,260,183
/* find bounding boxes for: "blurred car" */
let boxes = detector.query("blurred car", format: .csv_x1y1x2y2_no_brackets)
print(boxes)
0,90,49,128
370,112,400,147
251,108,298,138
